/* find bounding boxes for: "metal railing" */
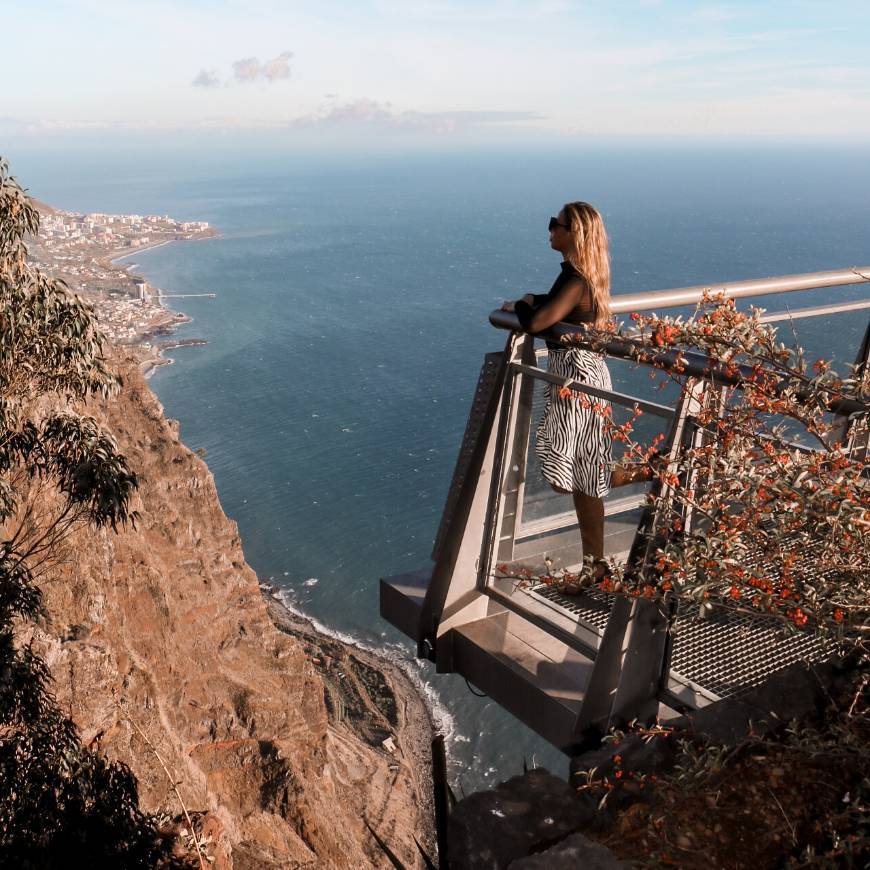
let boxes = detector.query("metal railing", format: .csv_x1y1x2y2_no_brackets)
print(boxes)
605,266,869,314
506,354,669,546
381,266,870,753
490,268,870,547
489,265,870,419
490,265,870,325
486,268,869,714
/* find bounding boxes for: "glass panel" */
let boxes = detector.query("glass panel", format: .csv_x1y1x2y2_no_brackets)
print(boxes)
521,375,572,524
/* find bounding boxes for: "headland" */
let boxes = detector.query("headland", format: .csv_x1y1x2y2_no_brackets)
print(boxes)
27,202,216,374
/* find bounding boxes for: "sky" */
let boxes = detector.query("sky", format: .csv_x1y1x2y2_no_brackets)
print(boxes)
3,0,870,148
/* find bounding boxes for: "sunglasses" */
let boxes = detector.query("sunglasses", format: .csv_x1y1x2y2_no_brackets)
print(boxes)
548,216,569,231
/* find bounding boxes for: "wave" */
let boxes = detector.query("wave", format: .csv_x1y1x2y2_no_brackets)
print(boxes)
269,586,462,759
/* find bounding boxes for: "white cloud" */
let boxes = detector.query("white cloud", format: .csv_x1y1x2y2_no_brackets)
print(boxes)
262,51,294,82
232,57,261,82
192,69,221,88
293,98,544,135
0,101,544,139
232,51,294,84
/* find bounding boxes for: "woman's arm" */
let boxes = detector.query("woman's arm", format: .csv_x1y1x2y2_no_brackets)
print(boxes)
515,278,584,333
501,293,538,312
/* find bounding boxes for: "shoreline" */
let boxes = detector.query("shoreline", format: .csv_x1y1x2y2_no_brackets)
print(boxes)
29,200,443,852
29,203,219,361
109,237,177,263
105,236,214,377
262,584,437,854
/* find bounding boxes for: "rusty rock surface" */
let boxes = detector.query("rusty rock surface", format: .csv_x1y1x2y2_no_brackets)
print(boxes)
26,355,433,868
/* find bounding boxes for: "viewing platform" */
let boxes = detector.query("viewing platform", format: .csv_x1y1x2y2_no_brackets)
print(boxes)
381,268,870,753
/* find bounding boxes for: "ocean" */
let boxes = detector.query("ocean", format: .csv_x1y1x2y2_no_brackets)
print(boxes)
13,143,870,791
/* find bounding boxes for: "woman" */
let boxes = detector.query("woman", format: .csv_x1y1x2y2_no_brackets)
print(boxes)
503,202,618,571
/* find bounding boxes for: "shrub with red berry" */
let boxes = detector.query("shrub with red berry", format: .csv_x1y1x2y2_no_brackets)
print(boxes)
573,293,869,654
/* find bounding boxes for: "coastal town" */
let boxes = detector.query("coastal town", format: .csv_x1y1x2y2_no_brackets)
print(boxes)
27,203,216,354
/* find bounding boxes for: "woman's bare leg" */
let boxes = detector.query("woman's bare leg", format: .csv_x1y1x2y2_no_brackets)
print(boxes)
573,493,604,561
551,484,606,561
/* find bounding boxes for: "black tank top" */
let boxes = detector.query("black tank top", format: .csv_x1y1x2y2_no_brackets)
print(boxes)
514,261,596,349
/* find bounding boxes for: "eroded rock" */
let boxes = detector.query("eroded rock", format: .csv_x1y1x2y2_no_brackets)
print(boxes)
28,353,433,868
447,769,599,869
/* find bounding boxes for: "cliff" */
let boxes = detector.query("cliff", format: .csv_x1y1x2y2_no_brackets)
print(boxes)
24,351,434,868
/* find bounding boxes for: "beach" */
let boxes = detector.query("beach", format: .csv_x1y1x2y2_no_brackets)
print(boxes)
110,238,177,262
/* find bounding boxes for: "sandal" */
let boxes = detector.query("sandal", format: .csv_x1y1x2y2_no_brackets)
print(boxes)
592,560,612,582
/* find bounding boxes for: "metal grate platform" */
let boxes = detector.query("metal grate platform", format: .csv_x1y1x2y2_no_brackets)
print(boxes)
527,583,614,633
665,525,840,699
670,605,829,699
527,581,830,702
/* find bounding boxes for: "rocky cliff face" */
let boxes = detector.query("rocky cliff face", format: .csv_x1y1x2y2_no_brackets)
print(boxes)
25,352,432,868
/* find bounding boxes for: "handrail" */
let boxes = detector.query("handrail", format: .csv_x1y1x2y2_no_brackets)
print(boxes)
608,267,870,314
760,298,870,323
491,266,870,322
509,361,675,419
490,266,870,417
490,321,870,418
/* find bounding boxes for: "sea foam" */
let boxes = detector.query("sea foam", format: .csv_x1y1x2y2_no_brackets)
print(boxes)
271,587,462,758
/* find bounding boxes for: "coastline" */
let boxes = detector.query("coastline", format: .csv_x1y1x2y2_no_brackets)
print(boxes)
29,204,218,371
34,345,439,866
33,199,441,847
108,237,213,377
262,586,437,854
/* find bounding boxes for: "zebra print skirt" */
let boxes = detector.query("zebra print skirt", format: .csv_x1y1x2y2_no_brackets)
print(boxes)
536,347,613,497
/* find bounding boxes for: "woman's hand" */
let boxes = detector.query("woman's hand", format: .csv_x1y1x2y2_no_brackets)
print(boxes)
501,300,516,312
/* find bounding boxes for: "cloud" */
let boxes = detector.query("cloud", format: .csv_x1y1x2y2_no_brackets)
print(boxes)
292,98,544,135
0,99,543,138
311,98,393,125
8,84,870,143
189,51,294,90
232,51,294,84
232,57,261,82
262,51,294,82
192,69,221,88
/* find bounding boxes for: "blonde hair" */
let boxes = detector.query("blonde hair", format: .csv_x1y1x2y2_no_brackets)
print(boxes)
561,201,611,329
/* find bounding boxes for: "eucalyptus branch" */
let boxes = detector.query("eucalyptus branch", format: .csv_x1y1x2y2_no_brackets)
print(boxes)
117,704,207,870
7,501,75,575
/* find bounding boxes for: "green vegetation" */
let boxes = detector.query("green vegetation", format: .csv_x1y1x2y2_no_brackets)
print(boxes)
0,159,185,867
